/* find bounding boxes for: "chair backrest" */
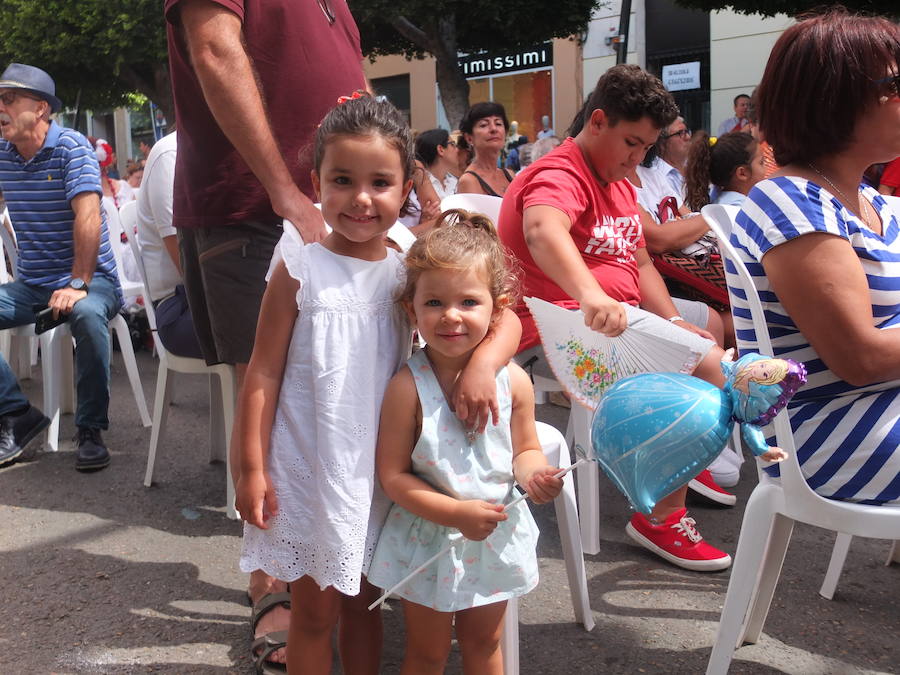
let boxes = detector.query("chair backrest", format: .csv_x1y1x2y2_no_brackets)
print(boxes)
0,207,18,278
118,202,160,333
439,193,504,226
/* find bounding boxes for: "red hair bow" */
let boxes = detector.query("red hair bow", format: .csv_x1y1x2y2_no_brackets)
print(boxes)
336,90,364,105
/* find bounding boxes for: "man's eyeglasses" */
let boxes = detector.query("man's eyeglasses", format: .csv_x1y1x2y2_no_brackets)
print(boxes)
664,128,692,140
317,0,335,25
875,73,900,98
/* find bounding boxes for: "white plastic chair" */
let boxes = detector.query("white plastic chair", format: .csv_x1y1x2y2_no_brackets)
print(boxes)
120,202,237,519
701,203,900,674
501,420,595,674
439,193,503,224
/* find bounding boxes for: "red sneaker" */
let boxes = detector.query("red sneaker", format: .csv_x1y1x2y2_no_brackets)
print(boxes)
626,509,732,571
688,469,737,506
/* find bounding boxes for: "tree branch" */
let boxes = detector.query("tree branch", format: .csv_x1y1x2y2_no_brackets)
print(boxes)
390,15,432,51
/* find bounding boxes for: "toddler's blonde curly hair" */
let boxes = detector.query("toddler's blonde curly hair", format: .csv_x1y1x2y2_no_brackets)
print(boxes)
399,209,521,321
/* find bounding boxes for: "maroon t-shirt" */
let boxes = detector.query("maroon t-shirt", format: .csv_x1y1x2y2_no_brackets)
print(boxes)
165,0,366,228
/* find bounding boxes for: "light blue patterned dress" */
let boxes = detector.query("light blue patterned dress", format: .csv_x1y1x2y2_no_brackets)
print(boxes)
368,349,540,612
730,177,900,504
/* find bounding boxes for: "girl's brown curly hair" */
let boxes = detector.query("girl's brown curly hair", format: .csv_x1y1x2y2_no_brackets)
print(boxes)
399,209,521,320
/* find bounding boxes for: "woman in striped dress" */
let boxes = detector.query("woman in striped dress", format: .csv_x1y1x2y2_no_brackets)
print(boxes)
728,9,900,505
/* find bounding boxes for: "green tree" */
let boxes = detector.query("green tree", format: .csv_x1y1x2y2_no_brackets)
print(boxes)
0,0,172,127
673,0,897,18
350,0,603,128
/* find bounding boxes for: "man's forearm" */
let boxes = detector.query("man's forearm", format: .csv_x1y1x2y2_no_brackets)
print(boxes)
70,194,101,282
180,1,301,206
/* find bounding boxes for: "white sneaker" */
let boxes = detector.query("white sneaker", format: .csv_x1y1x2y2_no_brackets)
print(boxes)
707,446,742,488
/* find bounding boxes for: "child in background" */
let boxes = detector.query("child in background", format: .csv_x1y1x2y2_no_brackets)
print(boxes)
236,97,521,674
368,211,562,674
684,131,767,212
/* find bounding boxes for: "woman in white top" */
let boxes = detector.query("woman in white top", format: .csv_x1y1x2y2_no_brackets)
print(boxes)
415,128,459,200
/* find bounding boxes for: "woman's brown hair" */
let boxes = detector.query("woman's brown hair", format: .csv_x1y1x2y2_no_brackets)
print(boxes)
755,8,900,167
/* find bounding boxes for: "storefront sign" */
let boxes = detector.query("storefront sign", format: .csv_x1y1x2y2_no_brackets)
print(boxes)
662,62,701,92
460,43,553,78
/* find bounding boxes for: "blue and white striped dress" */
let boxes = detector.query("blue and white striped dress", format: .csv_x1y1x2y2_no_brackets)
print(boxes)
729,177,900,505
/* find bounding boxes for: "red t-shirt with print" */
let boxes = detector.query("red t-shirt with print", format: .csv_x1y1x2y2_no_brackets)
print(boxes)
497,138,645,351
881,157,900,194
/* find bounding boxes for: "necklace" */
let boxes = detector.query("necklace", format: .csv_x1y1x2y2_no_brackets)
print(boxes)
808,163,875,230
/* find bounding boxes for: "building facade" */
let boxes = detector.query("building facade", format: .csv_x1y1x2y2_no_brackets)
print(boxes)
363,2,794,138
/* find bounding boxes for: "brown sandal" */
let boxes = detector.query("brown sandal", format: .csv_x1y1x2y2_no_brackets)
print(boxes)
250,592,290,674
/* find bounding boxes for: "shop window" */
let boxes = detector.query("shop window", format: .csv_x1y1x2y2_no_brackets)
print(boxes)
371,74,411,125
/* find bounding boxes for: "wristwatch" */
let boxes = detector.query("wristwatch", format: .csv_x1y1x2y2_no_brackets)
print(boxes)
68,278,89,293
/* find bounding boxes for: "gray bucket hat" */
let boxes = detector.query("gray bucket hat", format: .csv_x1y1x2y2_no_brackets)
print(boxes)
0,63,62,112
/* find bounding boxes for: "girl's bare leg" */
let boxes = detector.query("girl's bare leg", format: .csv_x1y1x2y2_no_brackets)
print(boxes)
287,575,342,675
339,576,383,675
400,599,454,675
455,601,507,675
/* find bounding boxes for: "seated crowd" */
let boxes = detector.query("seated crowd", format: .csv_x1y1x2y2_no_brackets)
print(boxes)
0,6,897,674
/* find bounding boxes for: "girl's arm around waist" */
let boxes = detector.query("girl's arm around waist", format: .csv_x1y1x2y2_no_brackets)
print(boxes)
235,261,301,528
377,367,507,542
509,363,563,504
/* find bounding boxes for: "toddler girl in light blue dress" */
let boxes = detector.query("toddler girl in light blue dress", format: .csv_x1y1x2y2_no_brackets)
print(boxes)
368,211,563,673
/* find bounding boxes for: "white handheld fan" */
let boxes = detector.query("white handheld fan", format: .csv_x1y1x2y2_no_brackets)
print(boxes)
524,296,705,409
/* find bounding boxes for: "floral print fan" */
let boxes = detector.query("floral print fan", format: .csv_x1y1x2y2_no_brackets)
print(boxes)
524,297,705,410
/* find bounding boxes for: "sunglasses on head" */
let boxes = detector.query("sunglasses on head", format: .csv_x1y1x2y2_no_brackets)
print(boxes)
0,91,41,106
875,73,900,98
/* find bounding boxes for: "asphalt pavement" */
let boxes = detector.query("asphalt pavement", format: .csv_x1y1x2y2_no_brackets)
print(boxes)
0,350,897,674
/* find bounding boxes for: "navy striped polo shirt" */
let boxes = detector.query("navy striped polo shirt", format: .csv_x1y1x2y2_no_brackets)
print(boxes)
0,121,120,296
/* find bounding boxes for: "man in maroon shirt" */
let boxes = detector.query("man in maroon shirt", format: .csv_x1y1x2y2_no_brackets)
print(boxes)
165,0,368,669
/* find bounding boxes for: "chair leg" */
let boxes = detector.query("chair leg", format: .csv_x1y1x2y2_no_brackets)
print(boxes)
740,512,794,645
110,315,151,427
706,486,780,675
819,532,852,600
887,540,900,566
144,365,175,487
219,367,237,520
208,374,225,463
553,450,595,631
536,422,595,631
501,597,519,675
569,404,600,555
40,329,62,452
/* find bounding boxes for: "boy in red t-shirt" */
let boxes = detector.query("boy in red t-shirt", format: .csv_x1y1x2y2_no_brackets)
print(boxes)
879,157,900,196
498,64,735,572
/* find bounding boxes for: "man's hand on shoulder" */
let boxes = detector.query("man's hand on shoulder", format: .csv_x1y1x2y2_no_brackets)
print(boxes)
278,190,327,244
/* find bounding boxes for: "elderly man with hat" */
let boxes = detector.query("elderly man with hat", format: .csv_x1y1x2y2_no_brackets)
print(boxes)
0,63,122,471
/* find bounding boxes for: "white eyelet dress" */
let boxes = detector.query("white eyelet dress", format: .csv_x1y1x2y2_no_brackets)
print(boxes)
367,349,540,612
240,232,410,596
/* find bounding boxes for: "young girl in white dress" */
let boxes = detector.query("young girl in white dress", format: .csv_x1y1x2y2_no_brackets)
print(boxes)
235,96,522,675
368,211,563,674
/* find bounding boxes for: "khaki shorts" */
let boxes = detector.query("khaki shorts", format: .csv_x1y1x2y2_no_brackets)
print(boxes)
178,221,282,365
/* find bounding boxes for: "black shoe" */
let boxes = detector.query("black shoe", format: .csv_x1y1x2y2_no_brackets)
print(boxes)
0,405,51,467
75,427,110,472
